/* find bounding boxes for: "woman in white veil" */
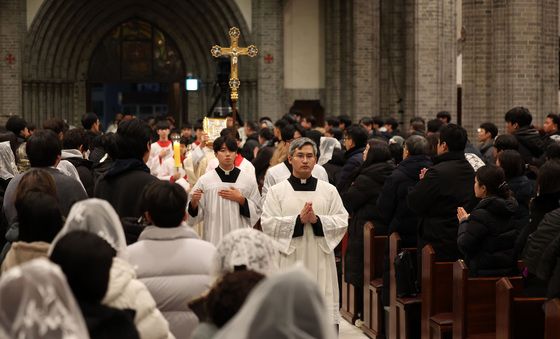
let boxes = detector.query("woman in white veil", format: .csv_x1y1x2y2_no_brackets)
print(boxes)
318,137,341,166
0,258,90,339
0,140,18,182
49,199,175,339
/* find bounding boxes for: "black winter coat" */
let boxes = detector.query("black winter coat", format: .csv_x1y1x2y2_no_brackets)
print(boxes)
523,207,560,279
458,196,518,276
540,232,560,298
342,161,395,287
336,146,365,194
65,156,95,197
79,302,140,339
323,148,344,186
378,155,432,247
507,175,534,232
407,151,475,261
513,127,545,165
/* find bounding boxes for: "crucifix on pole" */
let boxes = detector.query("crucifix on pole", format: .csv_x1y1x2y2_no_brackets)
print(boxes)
210,27,258,126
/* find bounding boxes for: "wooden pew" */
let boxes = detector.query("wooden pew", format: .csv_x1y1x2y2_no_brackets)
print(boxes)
362,222,388,339
341,232,360,324
495,277,545,339
389,232,421,339
545,298,560,339
420,245,454,339
452,260,522,339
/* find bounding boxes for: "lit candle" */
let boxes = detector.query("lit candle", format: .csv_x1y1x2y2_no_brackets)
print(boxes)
173,141,181,168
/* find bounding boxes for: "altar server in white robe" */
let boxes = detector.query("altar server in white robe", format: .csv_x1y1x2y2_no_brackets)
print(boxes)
187,136,261,245
261,137,348,325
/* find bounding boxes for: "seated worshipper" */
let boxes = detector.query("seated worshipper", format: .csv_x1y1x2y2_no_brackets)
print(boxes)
94,119,158,219
147,120,173,175
457,165,518,277
128,181,216,339
191,270,265,339
187,136,261,245
3,129,87,227
205,128,256,179
49,199,174,339
261,137,348,325
1,191,63,273
342,139,395,319
50,231,140,339
62,128,94,197
154,136,191,192
213,266,337,339
0,258,90,338
43,117,84,185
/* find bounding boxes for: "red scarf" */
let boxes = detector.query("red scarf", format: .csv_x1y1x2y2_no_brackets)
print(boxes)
157,140,171,148
234,153,244,167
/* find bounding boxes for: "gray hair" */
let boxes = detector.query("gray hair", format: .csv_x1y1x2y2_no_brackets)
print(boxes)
405,135,429,156
288,137,318,157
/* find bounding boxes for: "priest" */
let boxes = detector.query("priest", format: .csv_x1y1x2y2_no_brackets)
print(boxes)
187,136,261,245
261,137,348,325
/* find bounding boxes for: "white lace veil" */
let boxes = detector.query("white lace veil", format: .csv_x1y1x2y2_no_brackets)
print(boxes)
0,141,18,180
212,228,280,277
0,258,90,339
49,198,128,258
318,137,341,166
213,265,336,339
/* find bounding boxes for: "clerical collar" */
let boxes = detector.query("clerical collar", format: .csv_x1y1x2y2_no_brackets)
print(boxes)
288,175,318,191
216,166,240,183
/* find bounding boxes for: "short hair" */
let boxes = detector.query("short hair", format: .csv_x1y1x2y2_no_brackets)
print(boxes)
409,116,425,125
280,124,296,142
258,127,274,141
479,122,498,139
288,137,317,157
293,123,306,138
5,116,27,135
245,121,258,132
546,113,560,127
494,134,519,152
411,120,426,133
155,120,170,131
220,127,241,141
338,115,352,128
50,231,116,303
345,124,368,148
274,118,289,130
213,136,238,153
179,136,190,146
364,139,392,166
537,159,560,194
427,119,444,133
305,130,322,152
545,142,560,160
281,113,297,125
384,117,399,130
63,128,86,150
326,116,340,127
115,119,152,159
193,121,203,131
181,122,193,130
141,181,187,228
436,111,451,123
439,123,467,152
26,129,61,167
405,135,430,156
359,117,373,127
504,106,532,127
43,117,66,135
16,191,62,243
16,168,57,200
81,113,99,130
372,116,384,127
329,127,343,140
302,115,317,128
497,150,525,179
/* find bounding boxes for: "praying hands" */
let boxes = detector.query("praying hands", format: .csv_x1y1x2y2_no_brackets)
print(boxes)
299,202,318,224
219,187,246,205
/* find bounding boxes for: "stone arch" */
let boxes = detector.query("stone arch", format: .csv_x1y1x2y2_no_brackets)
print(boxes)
22,0,255,125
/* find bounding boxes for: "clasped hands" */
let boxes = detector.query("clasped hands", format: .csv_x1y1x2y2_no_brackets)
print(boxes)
457,207,469,223
299,202,318,224
190,187,245,209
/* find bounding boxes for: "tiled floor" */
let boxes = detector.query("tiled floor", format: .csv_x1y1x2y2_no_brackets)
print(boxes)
339,319,368,338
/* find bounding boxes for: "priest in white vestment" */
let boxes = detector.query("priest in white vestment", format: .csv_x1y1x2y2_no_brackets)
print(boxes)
187,136,261,245
261,137,348,324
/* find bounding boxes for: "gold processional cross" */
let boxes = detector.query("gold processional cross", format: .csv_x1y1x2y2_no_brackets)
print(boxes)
210,27,258,124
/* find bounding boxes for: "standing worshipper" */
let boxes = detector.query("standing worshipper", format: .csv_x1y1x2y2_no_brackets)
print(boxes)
147,120,173,175
261,137,348,325
187,136,261,245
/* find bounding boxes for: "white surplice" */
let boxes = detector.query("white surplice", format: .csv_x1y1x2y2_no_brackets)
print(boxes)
261,176,348,324
187,167,262,246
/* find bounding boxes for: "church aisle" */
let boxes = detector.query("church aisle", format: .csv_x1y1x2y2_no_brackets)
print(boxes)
339,319,368,339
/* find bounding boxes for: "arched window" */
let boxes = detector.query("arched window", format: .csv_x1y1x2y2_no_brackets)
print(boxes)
89,19,184,82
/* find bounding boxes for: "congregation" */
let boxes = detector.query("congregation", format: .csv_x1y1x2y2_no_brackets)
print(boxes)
0,106,559,338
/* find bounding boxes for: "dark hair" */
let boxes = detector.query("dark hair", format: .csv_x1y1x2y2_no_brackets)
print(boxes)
504,106,532,127
50,231,116,303
345,124,368,149
439,123,467,152
497,150,525,180
258,127,274,141
338,115,352,129
329,127,343,140
494,134,519,152
411,120,426,133
410,116,425,125
293,123,305,138
436,111,451,123
384,117,399,130
16,191,62,243
220,127,241,141
179,136,190,146
81,113,99,130
326,116,340,127
302,115,317,128
16,168,57,200
426,133,439,156
26,129,61,167
62,128,86,150
207,270,265,327
476,165,511,199
245,121,258,132
280,124,296,142
115,119,152,159
5,116,27,136
193,121,204,132
213,136,238,153
427,119,444,133
405,135,430,156
479,122,498,139
372,116,384,127
547,113,560,127
389,143,403,165
305,130,322,156
281,113,297,125
364,139,392,167
141,181,187,228
43,118,66,135
181,123,193,130
537,159,560,194
274,119,289,131
155,120,170,131
545,142,560,160
359,117,373,127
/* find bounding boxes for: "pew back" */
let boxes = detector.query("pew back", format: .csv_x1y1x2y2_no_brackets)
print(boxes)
545,298,560,339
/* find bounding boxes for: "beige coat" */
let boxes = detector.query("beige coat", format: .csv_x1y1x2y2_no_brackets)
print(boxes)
1,241,50,273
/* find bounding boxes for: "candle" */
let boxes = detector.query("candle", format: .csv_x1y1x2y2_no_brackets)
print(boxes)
173,141,181,168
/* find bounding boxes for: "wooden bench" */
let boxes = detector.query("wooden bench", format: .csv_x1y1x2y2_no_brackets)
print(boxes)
452,260,522,339
341,232,360,324
389,232,421,339
362,222,388,339
420,244,454,339
545,298,560,339
495,277,546,339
